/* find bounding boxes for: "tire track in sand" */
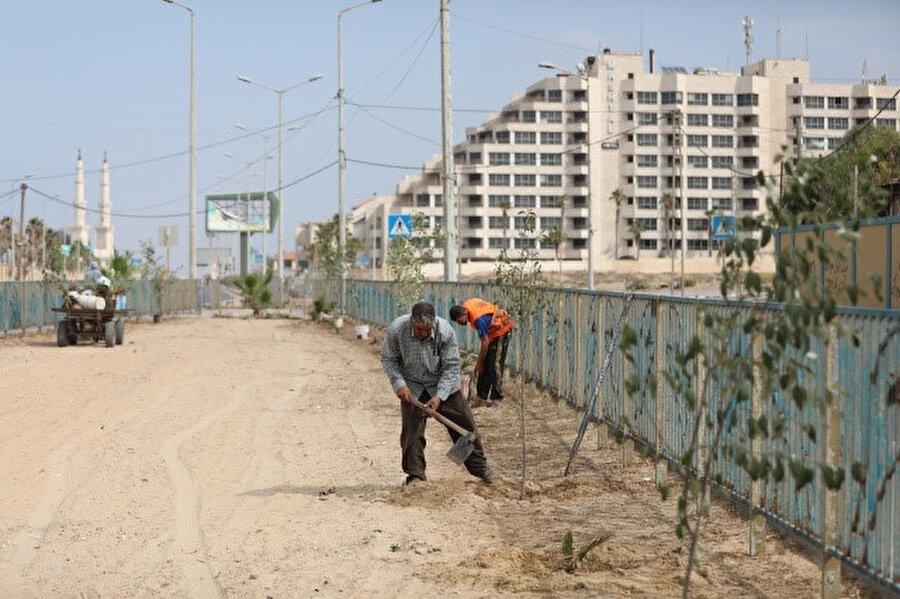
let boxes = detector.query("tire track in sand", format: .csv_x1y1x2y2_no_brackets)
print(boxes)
159,383,249,599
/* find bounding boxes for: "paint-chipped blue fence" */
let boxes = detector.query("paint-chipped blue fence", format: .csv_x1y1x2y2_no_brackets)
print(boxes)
0,279,201,334
338,279,900,592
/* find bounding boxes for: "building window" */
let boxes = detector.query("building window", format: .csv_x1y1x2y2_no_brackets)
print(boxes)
803,137,825,150
540,174,562,187
711,177,732,190
636,154,658,168
687,218,708,231
521,110,536,123
541,216,561,229
468,152,482,164
513,237,536,249
740,135,759,148
468,194,483,207
434,194,443,206
571,153,588,166
514,195,536,208
540,131,563,144
855,97,873,110
712,93,734,106
687,92,708,106
489,238,506,249
636,196,658,209
711,135,733,148
687,113,708,127
636,175,657,189
741,197,759,211
661,91,682,105
416,193,430,207
687,176,708,189
495,130,510,144
489,152,510,165
571,174,587,186
877,118,897,130
514,131,536,144
467,216,483,228
741,156,759,169
828,117,849,130
488,194,509,207
514,152,536,165
803,96,825,109
712,114,734,127
713,198,732,210
639,238,658,250
637,112,658,125
468,173,482,185
742,177,757,189
489,173,510,186
636,133,658,146
687,239,709,250
687,135,708,147
547,89,563,102
711,156,733,169
640,218,658,230
540,110,563,123
828,96,849,110
877,98,897,110
804,116,825,130
540,153,562,166
687,155,708,168
737,93,759,106
636,91,658,104
514,174,536,187
687,197,707,210
488,216,507,229
540,195,560,208
828,137,842,150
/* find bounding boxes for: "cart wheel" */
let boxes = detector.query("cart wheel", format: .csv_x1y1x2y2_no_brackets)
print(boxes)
57,321,69,347
104,321,116,347
115,318,124,345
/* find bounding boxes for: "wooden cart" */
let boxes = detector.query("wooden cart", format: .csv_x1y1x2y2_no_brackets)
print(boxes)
53,295,130,348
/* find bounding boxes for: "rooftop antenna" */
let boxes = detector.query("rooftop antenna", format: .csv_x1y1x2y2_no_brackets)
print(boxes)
776,18,782,59
861,58,868,83
742,15,754,66
804,26,809,60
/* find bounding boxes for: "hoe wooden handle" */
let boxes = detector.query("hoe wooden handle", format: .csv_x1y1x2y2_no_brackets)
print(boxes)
408,397,476,439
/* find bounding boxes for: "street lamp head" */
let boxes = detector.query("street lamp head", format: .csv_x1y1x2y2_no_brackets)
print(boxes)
309,74,324,83
162,0,173,3
237,75,253,84
538,62,558,70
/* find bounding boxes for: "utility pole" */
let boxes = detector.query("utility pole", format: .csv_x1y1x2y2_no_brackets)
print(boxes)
440,0,457,281
17,183,26,281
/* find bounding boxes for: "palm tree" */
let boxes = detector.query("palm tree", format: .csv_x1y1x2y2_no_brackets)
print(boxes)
628,220,646,261
610,188,625,259
0,216,12,266
25,217,45,276
543,227,566,284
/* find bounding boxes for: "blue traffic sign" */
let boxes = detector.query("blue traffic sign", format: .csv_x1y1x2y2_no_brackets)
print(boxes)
387,214,413,239
711,215,735,240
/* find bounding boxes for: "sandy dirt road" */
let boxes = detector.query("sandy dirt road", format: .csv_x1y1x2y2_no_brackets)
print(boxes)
0,316,872,598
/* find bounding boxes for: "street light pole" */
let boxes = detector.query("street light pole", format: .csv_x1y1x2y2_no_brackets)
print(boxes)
238,74,322,299
163,0,197,281
338,0,381,315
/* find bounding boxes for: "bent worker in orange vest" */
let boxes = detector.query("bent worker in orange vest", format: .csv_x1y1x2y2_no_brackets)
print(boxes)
449,299,514,407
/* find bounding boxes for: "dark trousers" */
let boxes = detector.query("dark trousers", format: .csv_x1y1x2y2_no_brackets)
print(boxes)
400,388,489,480
476,332,510,401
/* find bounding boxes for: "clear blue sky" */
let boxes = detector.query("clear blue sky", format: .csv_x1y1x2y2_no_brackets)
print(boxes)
1,0,898,274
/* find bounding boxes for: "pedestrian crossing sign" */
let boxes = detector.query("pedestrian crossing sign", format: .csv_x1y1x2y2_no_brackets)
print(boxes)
388,214,413,239
711,215,735,240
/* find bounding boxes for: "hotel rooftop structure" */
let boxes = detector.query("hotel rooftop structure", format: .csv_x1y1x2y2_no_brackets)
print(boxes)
348,50,898,275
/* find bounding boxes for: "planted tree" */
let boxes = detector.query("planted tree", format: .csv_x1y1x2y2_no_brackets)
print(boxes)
309,214,363,312
493,209,550,498
386,212,444,313
610,187,625,259
234,270,273,317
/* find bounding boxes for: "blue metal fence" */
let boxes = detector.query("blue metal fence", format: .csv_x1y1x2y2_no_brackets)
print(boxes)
0,279,201,334
334,279,900,591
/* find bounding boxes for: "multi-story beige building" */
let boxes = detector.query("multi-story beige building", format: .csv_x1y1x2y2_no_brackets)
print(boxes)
351,50,898,271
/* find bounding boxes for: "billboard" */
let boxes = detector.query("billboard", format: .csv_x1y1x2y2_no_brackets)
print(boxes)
205,192,279,233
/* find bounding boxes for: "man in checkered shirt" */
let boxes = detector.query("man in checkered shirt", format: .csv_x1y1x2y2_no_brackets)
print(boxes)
381,301,494,486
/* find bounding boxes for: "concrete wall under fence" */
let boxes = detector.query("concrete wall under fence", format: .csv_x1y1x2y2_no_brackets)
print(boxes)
332,278,900,594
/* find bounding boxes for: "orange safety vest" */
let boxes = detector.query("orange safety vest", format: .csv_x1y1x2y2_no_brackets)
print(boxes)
462,298,514,341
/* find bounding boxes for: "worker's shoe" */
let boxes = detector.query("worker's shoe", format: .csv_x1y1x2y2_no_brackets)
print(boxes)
404,474,426,486
470,397,493,408
480,468,496,485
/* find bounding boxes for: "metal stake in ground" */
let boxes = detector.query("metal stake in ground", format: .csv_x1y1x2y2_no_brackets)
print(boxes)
564,293,635,476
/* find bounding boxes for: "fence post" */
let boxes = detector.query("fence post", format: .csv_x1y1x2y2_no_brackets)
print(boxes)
596,294,607,448
621,296,634,469
822,323,842,599
655,297,667,486
695,307,708,511
749,327,767,555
